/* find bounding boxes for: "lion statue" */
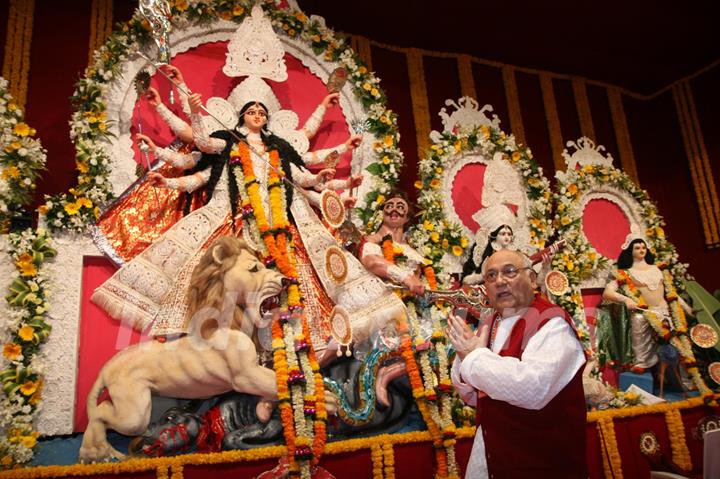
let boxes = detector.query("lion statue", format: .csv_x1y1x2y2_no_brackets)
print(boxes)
79,236,284,462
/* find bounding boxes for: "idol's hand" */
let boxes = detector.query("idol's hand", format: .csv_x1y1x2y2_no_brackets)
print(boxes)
345,134,362,150
343,196,357,209
346,174,363,189
624,297,639,311
145,87,161,107
403,274,425,297
188,93,203,114
322,92,340,108
162,65,185,85
135,133,157,152
147,171,167,188
316,168,336,183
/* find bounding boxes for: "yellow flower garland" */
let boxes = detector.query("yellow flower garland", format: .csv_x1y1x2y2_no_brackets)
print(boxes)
597,418,623,479
664,409,692,471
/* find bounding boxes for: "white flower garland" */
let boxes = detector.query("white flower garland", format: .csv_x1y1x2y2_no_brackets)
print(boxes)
0,229,55,469
0,77,47,230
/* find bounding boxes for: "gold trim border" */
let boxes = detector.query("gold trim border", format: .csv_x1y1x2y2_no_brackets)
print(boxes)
406,48,431,160
2,0,35,109
540,73,564,172
607,87,640,185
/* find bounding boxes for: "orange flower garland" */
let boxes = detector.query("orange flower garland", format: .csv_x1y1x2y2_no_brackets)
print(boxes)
231,141,326,476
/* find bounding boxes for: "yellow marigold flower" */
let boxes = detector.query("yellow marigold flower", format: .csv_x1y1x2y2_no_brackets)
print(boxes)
557,203,566,212
2,166,20,179
77,197,93,208
460,237,469,248
7,102,16,111
358,66,367,74
13,122,31,137
479,125,490,139
566,262,575,271
567,184,578,195
1,456,11,467
370,88,379,97
383,135,393,147
560,216,571,226
37,204,49,215
76,161,89,173
429,179,441,188
655,227,665,237
98,122,107,132
64,202,80,216
441,239,449,249
363,82,372,91
233,5,245,16
430,232,440,243
376,194,385,205
646,227,655,237
452,245,463,256
511,151,522,162
414,180,423,189
583,165,594,173
29,390,41,406
288,29,296,36
3,343,22,360
175,0,188,12
294,11,307,22
20,435,37,449
423,220,434,231
16,253,37,277
435,166,443,174
18,325,34,342
454,140,462,152
382,156,391,165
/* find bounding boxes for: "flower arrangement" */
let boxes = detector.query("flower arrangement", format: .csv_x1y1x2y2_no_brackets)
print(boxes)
0,77,47,232
552,162,692,354
408,124,553,288
0,229,55,469
45,0,400,233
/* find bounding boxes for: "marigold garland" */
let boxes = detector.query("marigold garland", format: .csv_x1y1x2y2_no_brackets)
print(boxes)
232,139,325,478
664,409,692,471
370,443,383,479
382,442,395,479
597,417,624,479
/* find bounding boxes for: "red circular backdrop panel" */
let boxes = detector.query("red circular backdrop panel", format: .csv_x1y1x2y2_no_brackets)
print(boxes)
581,198,631,260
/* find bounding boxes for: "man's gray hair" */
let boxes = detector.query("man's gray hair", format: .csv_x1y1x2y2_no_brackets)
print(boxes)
481,249,533,276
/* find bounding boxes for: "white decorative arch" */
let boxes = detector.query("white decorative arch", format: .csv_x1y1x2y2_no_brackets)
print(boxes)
409,97,553,286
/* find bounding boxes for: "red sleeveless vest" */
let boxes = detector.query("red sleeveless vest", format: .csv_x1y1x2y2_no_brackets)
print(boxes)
476,296,587,479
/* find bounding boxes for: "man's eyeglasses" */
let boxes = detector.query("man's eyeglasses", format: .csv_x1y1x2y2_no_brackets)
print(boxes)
485,265,533,283
244,110,267,118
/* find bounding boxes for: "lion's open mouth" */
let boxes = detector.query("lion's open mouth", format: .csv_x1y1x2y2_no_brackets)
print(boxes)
260,294,281,316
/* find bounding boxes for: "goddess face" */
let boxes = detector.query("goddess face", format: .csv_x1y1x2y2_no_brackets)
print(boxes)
632,241,648,262
382,197,409,230
495,226,514,248
242,103,268,133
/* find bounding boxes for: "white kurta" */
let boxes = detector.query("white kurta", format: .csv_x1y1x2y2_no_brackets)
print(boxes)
450,314,585,479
